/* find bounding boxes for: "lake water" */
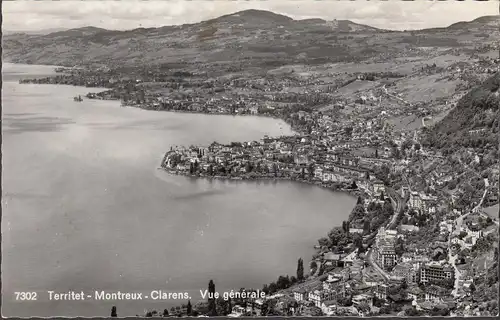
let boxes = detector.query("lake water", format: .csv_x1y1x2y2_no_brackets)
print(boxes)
1,63,355,317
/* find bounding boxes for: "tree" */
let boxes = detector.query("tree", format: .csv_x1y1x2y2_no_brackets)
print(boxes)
187,300,192,316
227,297,232,315
245,162,253,173
363,220,371,234
375,149,379,158
261,301,269,316
395,237,405,256
262,284,270,295
328,226,349,247
351,204,365,220
208,280,217,316
357,196,363,205
277,275,291,289
162,309,169,317
318,237,331,247
297,258,304,281
353,233,363,252
309,164,315,179
111,306,117,317
350,180,358,189
392,146,401,159
272,163,278,177
310,306,323,316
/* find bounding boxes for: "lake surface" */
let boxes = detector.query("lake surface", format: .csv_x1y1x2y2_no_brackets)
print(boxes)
1,63,355,317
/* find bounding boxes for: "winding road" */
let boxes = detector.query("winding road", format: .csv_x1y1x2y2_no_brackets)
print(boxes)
386,186,407,230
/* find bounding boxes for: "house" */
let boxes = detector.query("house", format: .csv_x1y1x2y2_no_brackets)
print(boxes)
399,224,420,233
335,305,359,316
320,300,337,316
308,289,335,308
421,194,438,213
228,305,246,317
349,228,364,235
391,262,417,283
293,288,307,302
409,192,423,212
372,180,385,196
357,179,370,191
407,285,424,302
323,274,341,292
425,285,449,302
314,167,324,179
329,267,351,281
375,283,388,300
323,252,343,267
352,293,374,307
341,249,358,267
253,299,264,316
249,106,259,115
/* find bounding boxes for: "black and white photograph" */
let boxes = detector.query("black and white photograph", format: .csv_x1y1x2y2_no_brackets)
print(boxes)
1,0,499,317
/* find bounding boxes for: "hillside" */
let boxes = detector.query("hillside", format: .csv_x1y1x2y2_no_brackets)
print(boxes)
3,10,498,68
422,72,500,157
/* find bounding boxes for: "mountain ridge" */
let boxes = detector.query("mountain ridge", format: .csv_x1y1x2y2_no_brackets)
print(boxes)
11,10,499,37
3,9,499,67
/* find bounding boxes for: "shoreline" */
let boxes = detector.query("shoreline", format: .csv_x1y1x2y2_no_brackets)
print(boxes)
158,166,361,200
17,66,363,315
128,104,293,127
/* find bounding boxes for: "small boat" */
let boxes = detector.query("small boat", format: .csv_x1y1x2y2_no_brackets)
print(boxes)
73,95,83,102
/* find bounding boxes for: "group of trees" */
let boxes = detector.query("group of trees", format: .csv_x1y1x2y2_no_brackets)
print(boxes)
422,72,499,156
401,210,430,227
142,300,194,318
262,274,298,296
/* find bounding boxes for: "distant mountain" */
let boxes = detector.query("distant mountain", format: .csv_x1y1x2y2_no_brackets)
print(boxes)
2,10,498,68
44,26,110,38
428,15,500,32
3,28,66,36
206,9,294,26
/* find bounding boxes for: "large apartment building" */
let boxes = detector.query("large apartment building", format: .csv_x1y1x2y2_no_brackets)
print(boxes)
374,228,397,271
419,261,455,284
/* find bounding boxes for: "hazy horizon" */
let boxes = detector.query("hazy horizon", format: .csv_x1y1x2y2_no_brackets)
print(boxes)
3,0,498,33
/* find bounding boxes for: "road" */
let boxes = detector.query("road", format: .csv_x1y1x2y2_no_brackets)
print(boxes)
361,186,407,281
472,187,489,213
386,187,407,230
366,247,390,281
448,248,461,297
382,85,411,106
447,186,492,297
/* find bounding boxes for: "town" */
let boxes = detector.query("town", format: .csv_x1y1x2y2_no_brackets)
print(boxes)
150,57,498,317
12,11,499,318
19,52,500,318
155,82,498,316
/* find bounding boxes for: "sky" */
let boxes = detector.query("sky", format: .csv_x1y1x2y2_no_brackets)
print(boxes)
2,0,499,32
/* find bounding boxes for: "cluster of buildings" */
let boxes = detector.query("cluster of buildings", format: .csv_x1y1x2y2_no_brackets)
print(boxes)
157,70,498,314
20,50,499,317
